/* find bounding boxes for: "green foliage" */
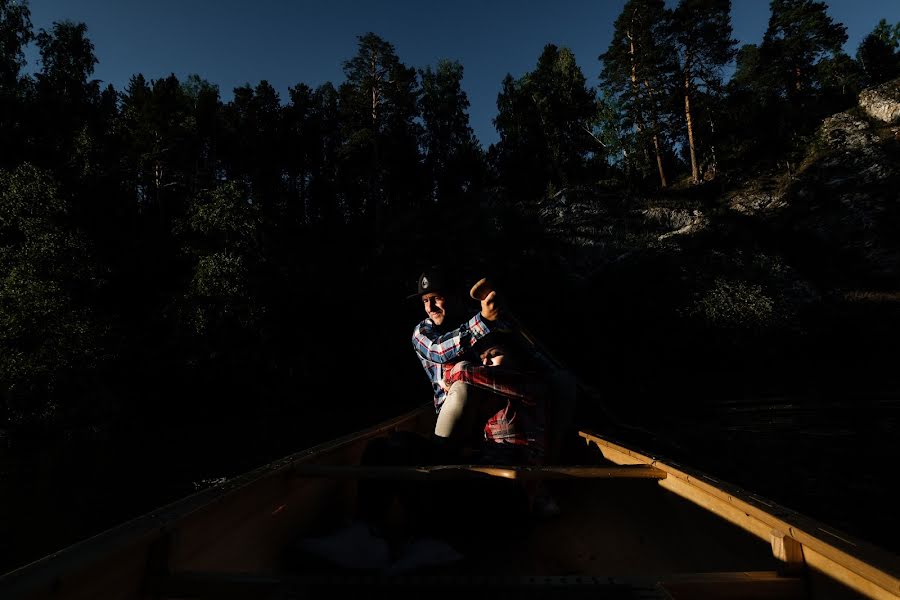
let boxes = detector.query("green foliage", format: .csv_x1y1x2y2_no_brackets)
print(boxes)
223,80,284,197
600,0,679,187
35,20,97,92
188,181,260,249
721,2,855,170
340,33,423,220
0,0,32,89
121,74,202,206
181,182,261,336
690,278,777,330
815,51,863,110
285,81,343,225
593,91,631,169
31,20,102,176
0,164,98,424
760,0,848,101
0,0,33,168
856,19,900,86
418,59,484,205
494,44,598,201
672,0,737,181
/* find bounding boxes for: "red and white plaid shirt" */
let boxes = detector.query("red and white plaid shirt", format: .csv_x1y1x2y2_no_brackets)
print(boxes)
444,361,547,461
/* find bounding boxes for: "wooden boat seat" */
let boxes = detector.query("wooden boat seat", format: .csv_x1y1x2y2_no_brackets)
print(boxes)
292,463,667,480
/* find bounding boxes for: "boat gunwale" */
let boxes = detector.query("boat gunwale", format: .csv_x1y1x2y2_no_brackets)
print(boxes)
581,430,900,598
0,404,431,596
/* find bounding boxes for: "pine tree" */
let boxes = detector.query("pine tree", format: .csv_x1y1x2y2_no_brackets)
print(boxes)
341,33,421,227
672,0,736,183
760,0,847,103
600,0,678,188
0,0,34,168
120,73,197,220
223,80,285,211
856,19,900,86
33,20,101,174
494,44,597,201
418,59,483,205
309,83,342,225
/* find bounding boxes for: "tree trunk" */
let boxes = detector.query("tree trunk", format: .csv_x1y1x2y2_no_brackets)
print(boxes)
369,52,381,238
684,70,699,184
627,29,652,168
642,78,667,189
651,133,667,188
370,54,379,126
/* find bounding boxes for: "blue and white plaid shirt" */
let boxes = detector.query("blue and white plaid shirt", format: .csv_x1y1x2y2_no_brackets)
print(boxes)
411,312,494,411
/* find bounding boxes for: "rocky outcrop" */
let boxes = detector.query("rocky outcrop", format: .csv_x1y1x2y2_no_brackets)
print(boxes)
859,78,900,124
641,207,708,240
814,111,896,184
785,92,900,279
727,189,787,215
538,79,900,283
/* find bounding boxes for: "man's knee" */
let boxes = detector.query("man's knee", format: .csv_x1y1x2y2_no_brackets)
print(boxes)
434,381,471,438
444,380,469,409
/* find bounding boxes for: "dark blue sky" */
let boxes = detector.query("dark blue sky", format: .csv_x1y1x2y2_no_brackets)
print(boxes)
23,0,900,146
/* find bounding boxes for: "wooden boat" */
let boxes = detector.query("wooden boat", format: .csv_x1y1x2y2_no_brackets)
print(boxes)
2,403,899,599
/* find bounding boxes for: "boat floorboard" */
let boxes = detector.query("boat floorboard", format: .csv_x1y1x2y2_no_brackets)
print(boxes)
159,572,679,599
281,477,778,579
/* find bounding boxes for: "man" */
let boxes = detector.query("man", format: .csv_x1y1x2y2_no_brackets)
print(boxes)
408,266,504,443
409,267,564,516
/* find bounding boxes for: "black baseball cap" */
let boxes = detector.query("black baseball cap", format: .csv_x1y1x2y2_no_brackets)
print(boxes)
406,266,451,300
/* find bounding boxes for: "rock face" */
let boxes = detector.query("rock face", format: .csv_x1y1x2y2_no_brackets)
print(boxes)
728,188,787,215
814,111,895,185
537,79,900,285
786,88,900,280
859,79,900,124
641,207,708,240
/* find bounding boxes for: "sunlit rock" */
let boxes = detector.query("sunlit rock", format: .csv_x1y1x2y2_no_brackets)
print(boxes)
859,78,900,124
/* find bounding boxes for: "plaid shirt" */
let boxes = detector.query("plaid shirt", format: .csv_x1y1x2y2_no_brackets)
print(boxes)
411,312,495,410
444,362,547,460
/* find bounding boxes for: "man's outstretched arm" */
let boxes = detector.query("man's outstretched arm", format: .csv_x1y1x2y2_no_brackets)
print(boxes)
412,313,493,364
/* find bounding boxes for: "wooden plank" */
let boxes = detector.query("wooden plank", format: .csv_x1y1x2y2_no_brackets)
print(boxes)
154,572,283,599
771,530,805,576
156,571,674,599
292,463,667,480
579,431,900,600
659,571,805,600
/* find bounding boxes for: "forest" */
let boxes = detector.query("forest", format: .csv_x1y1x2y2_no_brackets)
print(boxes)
2,0,900,572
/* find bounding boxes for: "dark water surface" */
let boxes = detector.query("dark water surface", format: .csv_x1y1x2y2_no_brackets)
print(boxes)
2,395,898,576
0,413,380,576
604,393,900,558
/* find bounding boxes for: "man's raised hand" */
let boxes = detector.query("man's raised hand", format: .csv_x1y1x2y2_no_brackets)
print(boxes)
480,290,501,322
